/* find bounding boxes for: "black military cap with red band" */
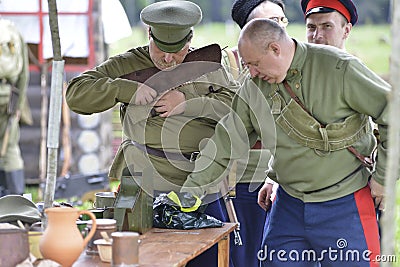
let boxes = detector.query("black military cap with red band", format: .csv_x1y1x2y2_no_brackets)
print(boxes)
301,0,358,25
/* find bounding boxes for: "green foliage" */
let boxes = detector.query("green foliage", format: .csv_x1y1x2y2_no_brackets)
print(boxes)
25,180,120,210
119,0,391,25
110,23,391,76
25,186,41,203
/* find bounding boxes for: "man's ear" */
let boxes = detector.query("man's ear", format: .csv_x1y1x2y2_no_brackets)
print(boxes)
343,23,352,39
269,42,281,55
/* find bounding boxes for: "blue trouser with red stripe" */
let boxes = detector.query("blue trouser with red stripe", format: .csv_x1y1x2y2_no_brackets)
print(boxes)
260,185,380,267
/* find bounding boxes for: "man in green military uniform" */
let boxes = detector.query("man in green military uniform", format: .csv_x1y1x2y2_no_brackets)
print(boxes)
0,19,32,196
182,18,389,266
217,1,288,266
66,1,236,266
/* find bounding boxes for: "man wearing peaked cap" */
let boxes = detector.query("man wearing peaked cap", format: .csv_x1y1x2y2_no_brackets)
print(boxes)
301,0,358,25
140,0,202,53
66,1,237,267
301,0,358,49
223,1,288,267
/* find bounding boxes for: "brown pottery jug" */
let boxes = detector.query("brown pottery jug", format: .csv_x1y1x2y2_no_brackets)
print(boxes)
39,207,97,267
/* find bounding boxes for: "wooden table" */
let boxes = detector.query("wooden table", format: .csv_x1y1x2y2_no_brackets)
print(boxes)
73,223,236,267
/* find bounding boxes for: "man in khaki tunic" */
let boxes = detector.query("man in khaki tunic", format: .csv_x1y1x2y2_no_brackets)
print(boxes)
182,18,390,266
66,1,236,266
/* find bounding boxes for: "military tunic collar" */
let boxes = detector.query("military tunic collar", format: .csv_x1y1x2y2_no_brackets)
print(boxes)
285,39,306,82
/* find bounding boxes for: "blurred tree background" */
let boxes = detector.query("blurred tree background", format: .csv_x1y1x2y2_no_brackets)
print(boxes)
111,1,392,77
119,0,392,25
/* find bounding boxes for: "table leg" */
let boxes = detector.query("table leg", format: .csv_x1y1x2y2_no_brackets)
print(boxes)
218,235,230,267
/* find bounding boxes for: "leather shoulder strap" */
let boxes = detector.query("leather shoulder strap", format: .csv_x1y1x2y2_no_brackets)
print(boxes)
120,44,222,83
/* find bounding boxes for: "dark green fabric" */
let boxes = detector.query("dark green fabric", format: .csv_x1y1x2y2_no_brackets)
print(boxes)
0,195,41,224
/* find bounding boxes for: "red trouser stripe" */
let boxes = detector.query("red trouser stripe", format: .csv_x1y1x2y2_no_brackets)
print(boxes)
354,186,381,267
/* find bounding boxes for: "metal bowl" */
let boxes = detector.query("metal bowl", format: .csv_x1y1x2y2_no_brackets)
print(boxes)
0,228,29,266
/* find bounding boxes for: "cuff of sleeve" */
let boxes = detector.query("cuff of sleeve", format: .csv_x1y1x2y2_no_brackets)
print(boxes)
180,185,205,199
265,177,276,185
181,92,205,117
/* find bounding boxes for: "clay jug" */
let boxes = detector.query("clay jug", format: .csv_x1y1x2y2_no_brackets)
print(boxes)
39,207,97,267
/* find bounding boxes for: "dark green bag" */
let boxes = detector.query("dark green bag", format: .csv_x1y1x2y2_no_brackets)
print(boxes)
113,167,153,234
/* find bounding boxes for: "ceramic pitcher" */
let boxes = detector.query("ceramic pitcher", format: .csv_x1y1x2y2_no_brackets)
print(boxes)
39,207,97,267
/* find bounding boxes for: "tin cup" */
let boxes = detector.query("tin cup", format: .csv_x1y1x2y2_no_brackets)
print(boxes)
111,231,140,267
93,192,116,209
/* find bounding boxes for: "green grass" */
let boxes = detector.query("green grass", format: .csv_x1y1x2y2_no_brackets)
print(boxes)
288,24,391,77
346,24,391,77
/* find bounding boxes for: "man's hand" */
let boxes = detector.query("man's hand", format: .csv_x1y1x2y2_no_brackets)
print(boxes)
369,177,385,211
135,84,157,105
258,181,274,211
153,89,186,117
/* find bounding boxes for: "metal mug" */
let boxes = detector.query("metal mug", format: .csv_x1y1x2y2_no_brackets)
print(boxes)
93,192,116,209
111,231,140,267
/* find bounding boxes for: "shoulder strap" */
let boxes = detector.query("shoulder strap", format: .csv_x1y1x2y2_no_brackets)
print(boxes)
120,44,222,83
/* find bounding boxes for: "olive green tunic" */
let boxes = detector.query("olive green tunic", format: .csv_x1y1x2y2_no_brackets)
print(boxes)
183,40,392,202
66,46,236,192
221,48,271,186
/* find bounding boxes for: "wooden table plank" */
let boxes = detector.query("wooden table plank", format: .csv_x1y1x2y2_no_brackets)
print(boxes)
73,223,236,267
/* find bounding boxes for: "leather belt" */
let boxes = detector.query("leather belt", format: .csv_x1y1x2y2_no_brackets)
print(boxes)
130,140,198,162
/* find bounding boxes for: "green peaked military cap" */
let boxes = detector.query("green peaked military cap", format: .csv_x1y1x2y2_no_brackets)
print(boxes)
140,0,202,53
